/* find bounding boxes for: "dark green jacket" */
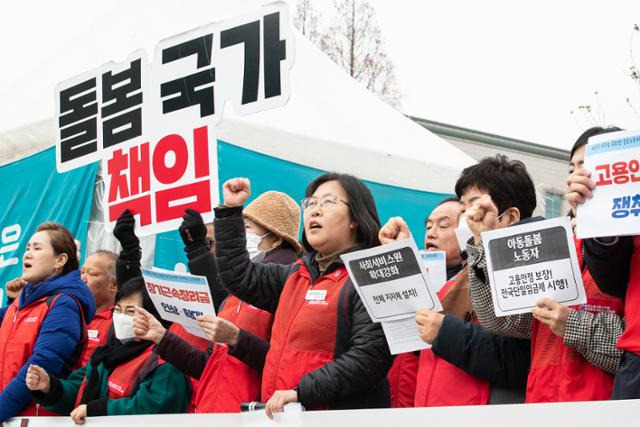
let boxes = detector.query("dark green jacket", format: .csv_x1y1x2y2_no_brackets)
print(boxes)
33,357,189,416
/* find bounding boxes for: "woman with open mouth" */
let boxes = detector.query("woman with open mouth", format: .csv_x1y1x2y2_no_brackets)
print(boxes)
0,222,95,422
212,173,393,418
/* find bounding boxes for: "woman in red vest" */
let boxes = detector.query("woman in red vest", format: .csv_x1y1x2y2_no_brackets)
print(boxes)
0,223,95,422
25,276,190,424
214,173,393,418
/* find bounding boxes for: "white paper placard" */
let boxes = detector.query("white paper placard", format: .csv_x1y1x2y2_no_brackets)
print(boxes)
577,129,640,239
381,317,431,355
482,217,586,316
419,250,447,292
141,267,215,338
341,239,442,323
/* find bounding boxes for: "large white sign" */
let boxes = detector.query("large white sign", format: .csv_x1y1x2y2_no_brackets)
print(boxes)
141,267,215,338
8,397,640,427
54,2,293,236
482,217,586,317
577,129,640,239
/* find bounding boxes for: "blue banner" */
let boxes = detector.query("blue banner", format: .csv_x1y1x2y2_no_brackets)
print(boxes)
0,147,98,306
153,140,450,270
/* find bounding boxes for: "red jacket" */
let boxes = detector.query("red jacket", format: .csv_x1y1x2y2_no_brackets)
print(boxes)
414,273,491,407
0,295,85,416
168,322,211,413
387,352,419,407
526,239,624,402
616,236,640,354
194,295,273,412
79,306,113,366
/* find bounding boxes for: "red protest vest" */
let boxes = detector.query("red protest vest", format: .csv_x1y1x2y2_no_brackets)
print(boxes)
526,238,624,402
387,352,418,407
194,295,273,413
261,261,347,406
0,295,85,416
168,322,211,413
616,236,640,355
75,345,162,406
79,306,113,366
414,277,491,407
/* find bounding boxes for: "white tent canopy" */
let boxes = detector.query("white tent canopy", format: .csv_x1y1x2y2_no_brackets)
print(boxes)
0,0,473,195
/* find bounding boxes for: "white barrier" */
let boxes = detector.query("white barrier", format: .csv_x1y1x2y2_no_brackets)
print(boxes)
7,399,640,427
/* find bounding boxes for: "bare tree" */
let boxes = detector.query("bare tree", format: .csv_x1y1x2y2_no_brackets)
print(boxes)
294,0,402,108
626,23,640,120
294,0,321,43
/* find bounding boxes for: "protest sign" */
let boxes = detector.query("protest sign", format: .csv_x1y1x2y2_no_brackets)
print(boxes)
482,217,586,316
419,250,447,292
341,239,442,322
54,1,293,235
577,129,640,239
141,267,215,338
381,317,431,355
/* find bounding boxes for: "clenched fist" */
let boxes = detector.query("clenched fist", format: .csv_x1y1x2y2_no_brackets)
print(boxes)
222,178,251,207
379,217,411,245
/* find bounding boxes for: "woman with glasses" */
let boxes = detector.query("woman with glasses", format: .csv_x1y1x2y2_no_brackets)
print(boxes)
25,276,190,424
133,191,301,413
212,172,393,418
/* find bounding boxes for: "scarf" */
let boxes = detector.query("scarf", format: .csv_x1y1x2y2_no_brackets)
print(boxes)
79,328,153,404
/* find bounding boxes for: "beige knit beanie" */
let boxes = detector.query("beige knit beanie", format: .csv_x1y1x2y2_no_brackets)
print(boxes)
243,191,302,253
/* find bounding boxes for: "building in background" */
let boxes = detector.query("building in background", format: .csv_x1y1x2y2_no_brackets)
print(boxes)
412,116,570,218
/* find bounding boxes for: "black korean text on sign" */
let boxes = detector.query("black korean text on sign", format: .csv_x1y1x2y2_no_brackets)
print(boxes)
220,12,287,104
161,35,216,117
349,247,421,286
101,59,143,148
263,12,286,99
488,226,569,271
59,78,98,163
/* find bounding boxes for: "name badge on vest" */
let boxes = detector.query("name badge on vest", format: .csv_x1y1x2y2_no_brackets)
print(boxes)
305,289,327,302
88,329,99,341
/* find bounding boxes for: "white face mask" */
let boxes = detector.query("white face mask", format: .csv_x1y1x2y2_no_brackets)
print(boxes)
112,313,136,342
246,231,270,260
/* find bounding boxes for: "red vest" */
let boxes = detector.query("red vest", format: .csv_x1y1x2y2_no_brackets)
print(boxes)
75,346,162,406
261,262,348,406
387,352,418,407
526,238,624,402
79,306,113,366
0,295,85,416
414,277,491,407
616,236,640,355
168,322,211,413
194,295,273,413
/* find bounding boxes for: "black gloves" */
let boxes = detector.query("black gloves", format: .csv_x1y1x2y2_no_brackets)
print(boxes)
179,209,208,254
113,209,140,250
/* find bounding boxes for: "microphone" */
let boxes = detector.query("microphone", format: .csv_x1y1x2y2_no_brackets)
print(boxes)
240,401,266,412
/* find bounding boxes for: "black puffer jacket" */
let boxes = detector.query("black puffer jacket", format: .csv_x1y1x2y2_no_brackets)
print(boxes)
214,206,393,410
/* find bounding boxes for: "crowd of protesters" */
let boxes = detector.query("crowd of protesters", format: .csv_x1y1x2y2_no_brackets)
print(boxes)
0,125,638,423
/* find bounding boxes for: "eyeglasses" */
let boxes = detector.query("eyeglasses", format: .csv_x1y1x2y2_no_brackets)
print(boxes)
301,194,349,211
206,239,215,250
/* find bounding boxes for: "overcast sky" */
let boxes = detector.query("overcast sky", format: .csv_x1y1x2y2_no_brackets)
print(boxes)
2,1,639,151
366,0,640,149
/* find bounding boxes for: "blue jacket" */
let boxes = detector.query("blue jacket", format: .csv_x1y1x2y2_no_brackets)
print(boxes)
0,270,95,422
